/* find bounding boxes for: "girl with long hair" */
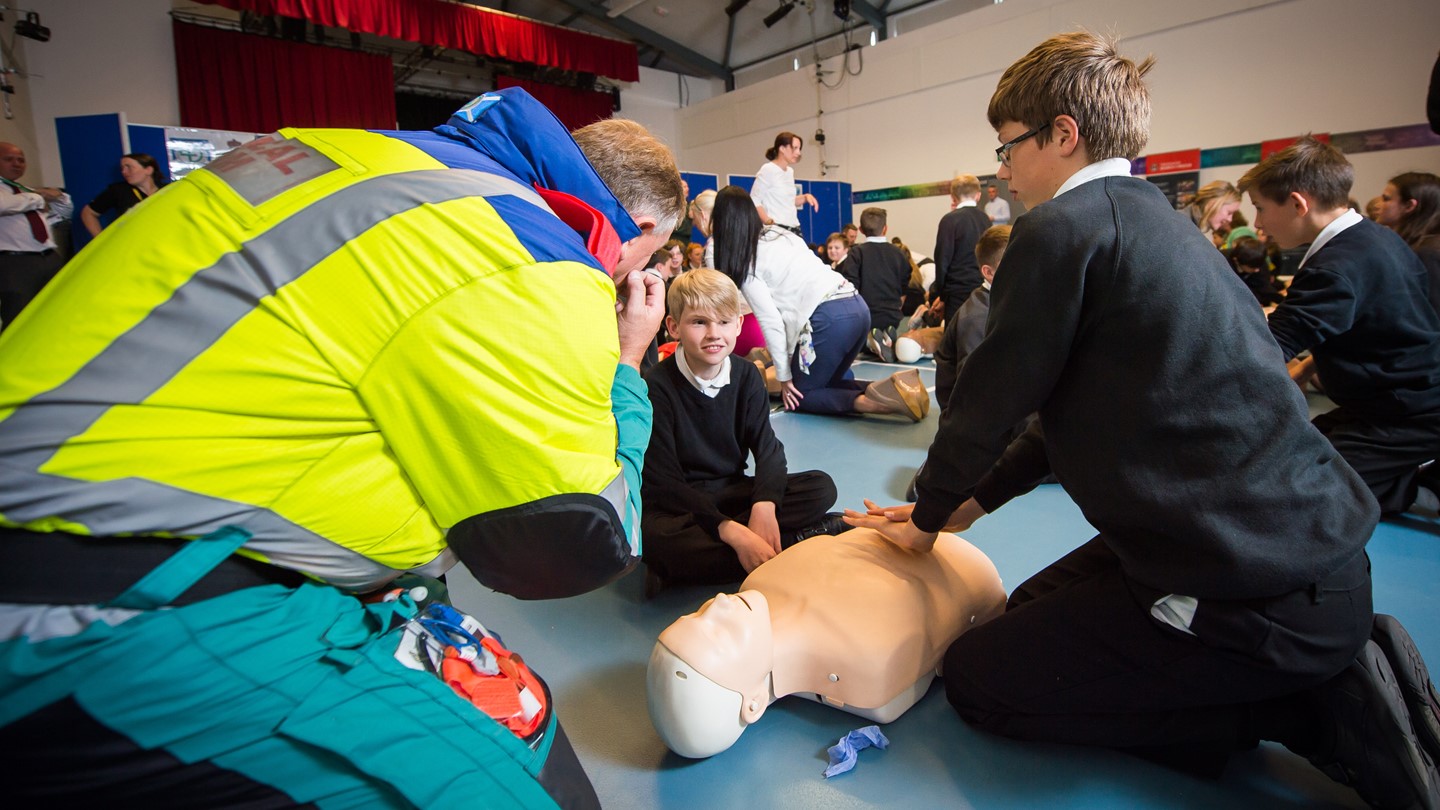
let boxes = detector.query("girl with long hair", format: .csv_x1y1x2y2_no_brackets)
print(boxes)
709,185,927,421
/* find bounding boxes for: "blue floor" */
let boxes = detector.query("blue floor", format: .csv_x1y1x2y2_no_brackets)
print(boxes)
448,360,1439,809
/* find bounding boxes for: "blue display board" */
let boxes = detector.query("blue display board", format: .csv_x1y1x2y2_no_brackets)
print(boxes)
726,174,850,246
55,113,127,254
680,170,718,245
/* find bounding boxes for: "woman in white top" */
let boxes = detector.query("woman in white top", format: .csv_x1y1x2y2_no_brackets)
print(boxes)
752,132,818,235
711,186,927,421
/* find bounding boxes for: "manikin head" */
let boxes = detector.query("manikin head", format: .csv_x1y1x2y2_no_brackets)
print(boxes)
647,591,773,758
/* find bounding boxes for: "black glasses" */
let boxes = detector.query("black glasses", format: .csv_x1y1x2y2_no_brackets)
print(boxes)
995,123,1051,166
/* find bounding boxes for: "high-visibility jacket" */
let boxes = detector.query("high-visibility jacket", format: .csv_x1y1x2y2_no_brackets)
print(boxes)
0,89,650,598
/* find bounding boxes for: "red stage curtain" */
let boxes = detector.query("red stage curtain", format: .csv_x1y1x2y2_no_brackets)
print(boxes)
174,21,396,132
495,76,613,132
194,0,640,83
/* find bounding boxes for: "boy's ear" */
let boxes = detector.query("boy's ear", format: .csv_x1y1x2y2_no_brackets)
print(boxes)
1051,114,1083,159
1287,191,1312,218
665,314,679,339
980,263,997,282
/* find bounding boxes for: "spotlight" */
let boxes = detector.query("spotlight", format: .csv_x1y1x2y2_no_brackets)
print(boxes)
14,12,49,43
763,1,795,28
833,0,850,19
725,0,752,15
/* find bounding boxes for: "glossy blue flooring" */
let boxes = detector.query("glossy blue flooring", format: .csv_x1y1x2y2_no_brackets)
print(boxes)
448,360,1439,809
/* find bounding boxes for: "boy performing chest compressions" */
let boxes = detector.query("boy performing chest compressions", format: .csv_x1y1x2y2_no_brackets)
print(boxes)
846,32,1440,808
640,269,844,595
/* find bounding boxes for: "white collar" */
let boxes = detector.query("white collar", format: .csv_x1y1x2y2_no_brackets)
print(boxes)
858,233,886,244
982,280,992,290
1053,158,1134,199
956,198,978,209
1298,209,1363,271
676,346,731,397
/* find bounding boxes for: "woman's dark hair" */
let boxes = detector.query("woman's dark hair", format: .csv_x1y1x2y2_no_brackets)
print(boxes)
764,132,801,161
711,185,762,288
1389,171,1440,248
124,152,169,187
1226,236,1267,272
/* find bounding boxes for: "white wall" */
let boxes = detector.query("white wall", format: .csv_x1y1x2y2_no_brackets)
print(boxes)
615,66,724,157
24,0,181,186
678,0,1440,250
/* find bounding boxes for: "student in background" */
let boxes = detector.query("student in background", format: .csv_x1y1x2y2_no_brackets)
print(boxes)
1246,139,1440,520
640,269,843,596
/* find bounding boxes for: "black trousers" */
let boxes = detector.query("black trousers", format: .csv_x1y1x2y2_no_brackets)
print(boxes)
641,470,835,585
0,249,64,330
943,536,1372,769
1313,405,1440,514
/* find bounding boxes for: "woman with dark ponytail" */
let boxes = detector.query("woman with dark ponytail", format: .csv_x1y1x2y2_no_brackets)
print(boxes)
752,132,818,236
710,185,928,421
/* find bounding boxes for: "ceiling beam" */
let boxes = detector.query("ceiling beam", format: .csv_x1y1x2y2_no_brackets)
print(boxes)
850,0,887,39
547,0,733,83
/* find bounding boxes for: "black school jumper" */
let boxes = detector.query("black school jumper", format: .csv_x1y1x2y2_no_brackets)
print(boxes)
913,175,1378,769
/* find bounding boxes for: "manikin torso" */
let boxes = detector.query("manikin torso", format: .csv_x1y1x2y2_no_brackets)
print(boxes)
648,528,1006,757
750,528,1006,716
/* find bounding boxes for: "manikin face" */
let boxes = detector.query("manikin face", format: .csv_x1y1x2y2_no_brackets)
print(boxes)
120,157,152,187
1376,183,1411,227
1209,200,1241,232
669,306,741,377
1249,191,1305,250
658,591,773,700
826,239,847,264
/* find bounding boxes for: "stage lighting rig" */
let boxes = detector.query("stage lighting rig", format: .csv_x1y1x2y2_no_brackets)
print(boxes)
763,1,796,28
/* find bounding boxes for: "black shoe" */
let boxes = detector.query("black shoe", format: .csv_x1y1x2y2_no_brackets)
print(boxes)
1373,614,1440,764
1306,640,1440,809
790,512,848,545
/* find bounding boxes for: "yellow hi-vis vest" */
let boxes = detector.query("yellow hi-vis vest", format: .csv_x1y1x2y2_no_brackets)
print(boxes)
0,128,642,591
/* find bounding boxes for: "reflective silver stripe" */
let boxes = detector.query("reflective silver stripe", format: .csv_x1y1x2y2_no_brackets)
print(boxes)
0,167,551,591
0,603,142,643
597,470,639,556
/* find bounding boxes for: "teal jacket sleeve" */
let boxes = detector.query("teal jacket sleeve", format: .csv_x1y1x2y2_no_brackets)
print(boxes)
611,362,653,556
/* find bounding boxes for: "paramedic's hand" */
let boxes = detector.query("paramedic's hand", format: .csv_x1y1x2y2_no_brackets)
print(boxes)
617,269,666,370
748,501,782,553
780,380,803,411
719,520,778,573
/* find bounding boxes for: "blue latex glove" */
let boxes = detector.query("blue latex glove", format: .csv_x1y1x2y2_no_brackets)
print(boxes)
823,725,890,777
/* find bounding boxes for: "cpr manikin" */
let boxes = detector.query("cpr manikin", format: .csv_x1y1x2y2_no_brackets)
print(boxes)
647,527,1006,758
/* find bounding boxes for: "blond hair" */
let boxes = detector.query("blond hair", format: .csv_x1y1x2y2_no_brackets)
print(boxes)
975,225,1012,269
987,31,1154,162
1185,181,1241,233
951,174,981,199
666,267,743,322
1237,136,1353,211
572,118,685,234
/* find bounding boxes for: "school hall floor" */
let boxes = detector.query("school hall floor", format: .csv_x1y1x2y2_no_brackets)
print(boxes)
449,360,1439,809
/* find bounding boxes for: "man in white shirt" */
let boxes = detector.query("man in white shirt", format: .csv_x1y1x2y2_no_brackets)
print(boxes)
0,142,70,330
983,184,1011,224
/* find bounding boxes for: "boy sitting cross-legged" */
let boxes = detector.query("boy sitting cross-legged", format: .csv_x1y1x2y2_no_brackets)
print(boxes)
640,268,845,597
